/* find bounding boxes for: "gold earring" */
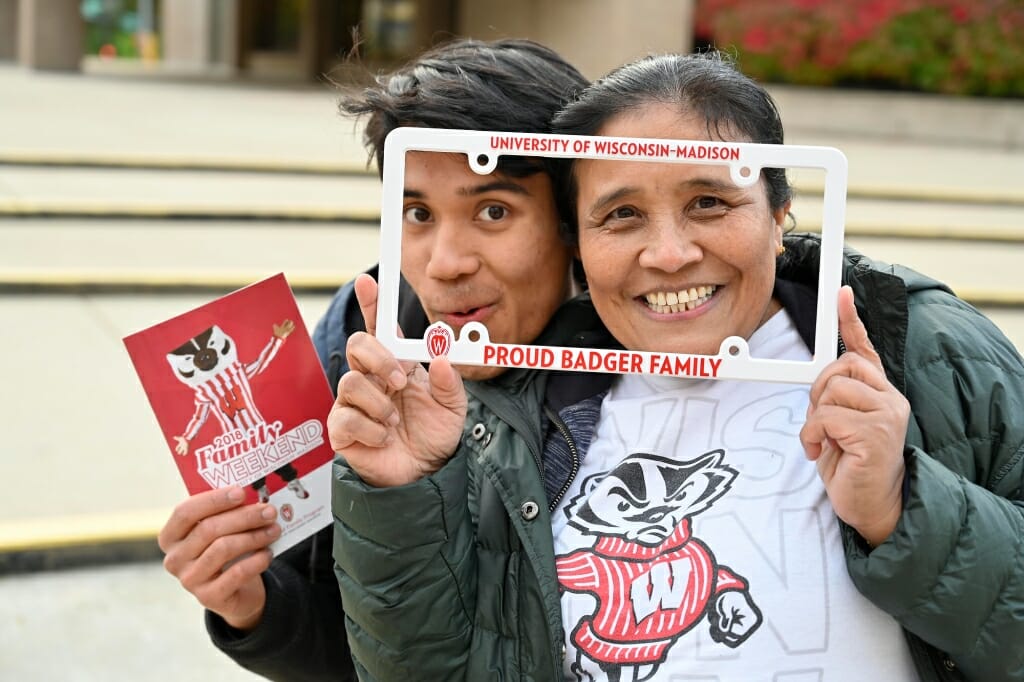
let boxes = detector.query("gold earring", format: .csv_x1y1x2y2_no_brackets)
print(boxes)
776,244,786,256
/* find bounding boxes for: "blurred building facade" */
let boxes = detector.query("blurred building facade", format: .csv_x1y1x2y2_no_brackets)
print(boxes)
0,0,695,80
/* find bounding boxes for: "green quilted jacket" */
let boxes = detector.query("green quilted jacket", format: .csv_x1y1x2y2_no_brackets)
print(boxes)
333,234,1024,681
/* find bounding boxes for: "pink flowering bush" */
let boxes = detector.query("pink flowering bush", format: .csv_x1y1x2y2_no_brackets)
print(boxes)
694,0,1024,97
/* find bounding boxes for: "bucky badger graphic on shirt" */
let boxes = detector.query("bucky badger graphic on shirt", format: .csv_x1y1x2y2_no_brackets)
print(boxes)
556,450,762,682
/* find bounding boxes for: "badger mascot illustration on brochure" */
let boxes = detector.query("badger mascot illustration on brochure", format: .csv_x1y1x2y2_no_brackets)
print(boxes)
165,320,309,502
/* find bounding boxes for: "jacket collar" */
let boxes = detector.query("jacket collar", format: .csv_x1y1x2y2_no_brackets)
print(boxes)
779,232,951,395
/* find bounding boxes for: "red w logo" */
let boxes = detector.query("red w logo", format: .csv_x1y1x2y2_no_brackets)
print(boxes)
630,558,694,623
218,386,247,419
426,325,452,358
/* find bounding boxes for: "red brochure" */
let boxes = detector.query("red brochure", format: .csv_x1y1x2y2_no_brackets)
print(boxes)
123,273,335,554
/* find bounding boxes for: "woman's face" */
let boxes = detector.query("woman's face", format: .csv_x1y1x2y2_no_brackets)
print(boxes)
574,103,789,355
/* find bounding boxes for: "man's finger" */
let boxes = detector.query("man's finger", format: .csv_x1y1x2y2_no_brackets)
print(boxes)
335,371,400,428
328,405,392,450
159,486,246,551
184,524,281,590
172,503,278,569
353,273,410,346
838,285,882,369
428,358,467,413
344,332,416,393
353,274,379,338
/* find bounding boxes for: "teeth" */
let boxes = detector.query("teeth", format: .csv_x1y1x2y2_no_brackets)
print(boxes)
643,285,717,314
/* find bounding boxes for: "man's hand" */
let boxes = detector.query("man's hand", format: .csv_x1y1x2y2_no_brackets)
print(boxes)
800,286,908,547
173,436,189,455
158,486,280,631
327,275,467,488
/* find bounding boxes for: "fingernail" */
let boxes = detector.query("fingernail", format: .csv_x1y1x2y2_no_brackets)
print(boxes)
389,370,406,389
227,487,244,503
261,506,276,520
266,524,281,537
387,411,400,427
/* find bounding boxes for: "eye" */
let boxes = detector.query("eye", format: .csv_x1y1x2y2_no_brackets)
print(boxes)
477,204,507,222
404,206,432,224
693,195,723,210
609,206,637,221
617,500,631,512
207,338,217,348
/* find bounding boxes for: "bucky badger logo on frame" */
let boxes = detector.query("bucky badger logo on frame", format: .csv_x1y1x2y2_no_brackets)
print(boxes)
556,450,762,682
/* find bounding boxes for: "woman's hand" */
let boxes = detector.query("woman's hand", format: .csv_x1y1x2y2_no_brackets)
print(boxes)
327,275,467,488
800,286,909,547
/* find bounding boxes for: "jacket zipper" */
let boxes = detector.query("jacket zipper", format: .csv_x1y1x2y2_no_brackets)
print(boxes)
543,404,581,513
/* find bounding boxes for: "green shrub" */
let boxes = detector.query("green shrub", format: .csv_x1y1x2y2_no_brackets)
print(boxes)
694,0,1024,97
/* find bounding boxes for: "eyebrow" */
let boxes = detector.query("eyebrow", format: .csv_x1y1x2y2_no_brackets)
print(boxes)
458,180,531,197
585,177,741,217
404,180,531,200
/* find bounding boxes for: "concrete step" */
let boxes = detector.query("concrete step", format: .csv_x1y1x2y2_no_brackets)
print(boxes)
844,235,1024,303
0,65,361,170
0,166,380,219
0,218,379,289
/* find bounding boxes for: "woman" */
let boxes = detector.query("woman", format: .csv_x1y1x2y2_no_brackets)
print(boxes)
330,52,1024,681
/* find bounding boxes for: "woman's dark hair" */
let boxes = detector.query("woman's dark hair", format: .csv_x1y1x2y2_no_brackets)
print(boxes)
338,38,588,180
552,51,793,241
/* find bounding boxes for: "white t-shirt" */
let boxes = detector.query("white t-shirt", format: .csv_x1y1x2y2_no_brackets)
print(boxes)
552,310,916,681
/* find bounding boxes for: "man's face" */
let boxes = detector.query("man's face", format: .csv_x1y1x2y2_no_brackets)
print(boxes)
401,151,571,380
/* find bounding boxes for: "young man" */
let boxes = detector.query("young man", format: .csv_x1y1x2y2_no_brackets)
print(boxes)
156,38,588,681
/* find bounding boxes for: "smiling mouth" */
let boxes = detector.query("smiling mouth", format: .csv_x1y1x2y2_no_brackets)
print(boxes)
643,285,718,314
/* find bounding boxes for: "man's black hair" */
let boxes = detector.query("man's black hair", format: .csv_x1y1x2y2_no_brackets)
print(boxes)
339,38,588,182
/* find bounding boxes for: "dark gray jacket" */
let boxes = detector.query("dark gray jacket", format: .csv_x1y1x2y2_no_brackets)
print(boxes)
334,234,1024,681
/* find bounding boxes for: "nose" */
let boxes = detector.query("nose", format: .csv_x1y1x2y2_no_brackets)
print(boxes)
637,219,702,272
424,219,480,280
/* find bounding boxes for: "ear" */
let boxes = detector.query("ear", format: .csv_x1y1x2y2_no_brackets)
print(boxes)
771,201,791,248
